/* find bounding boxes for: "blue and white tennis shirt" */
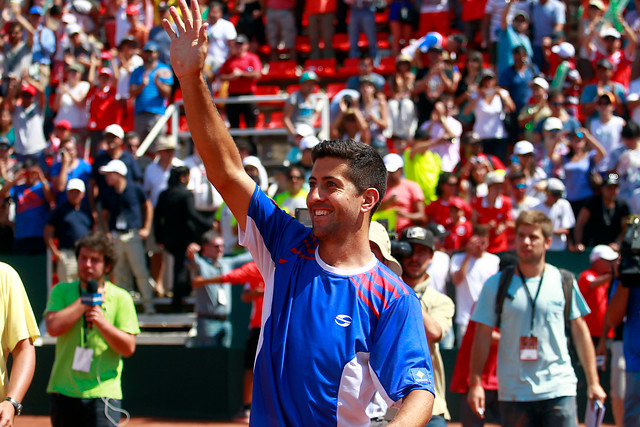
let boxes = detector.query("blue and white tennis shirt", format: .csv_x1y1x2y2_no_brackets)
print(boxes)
239,186,435,426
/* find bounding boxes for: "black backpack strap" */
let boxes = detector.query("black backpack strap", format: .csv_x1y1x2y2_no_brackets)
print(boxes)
559,268,575,327
495,265,516,329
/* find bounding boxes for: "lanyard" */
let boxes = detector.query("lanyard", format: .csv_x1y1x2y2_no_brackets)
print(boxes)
518,267,545,335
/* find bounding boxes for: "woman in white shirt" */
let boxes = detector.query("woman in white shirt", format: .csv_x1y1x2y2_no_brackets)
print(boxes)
463,69,515,163
52,62,91,155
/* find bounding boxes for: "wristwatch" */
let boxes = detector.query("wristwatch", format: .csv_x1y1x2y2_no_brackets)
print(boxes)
3,397,22,415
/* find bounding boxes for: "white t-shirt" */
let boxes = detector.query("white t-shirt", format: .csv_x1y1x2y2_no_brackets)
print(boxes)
143,157,185,206
207,18,237,63
626,78,640,127
472,90,507,139
115,55,144,99
449,252,500,327
532,198,576,250
184,155,223,212
56,81,90,129
590,115,625,171
426,250,450,295
418,116,462,172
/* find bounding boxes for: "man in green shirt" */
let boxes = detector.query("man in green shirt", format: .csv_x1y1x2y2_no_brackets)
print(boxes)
45,232,140,426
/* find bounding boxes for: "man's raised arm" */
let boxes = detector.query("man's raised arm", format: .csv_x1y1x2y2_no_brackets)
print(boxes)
163,0,255,230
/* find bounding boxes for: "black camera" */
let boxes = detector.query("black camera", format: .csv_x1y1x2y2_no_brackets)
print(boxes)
343,95,353,109
620,215,640,286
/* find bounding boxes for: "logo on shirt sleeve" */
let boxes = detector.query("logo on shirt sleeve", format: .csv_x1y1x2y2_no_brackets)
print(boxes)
410,368,430,384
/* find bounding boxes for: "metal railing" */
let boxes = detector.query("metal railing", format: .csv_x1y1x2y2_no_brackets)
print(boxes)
135,93,330,157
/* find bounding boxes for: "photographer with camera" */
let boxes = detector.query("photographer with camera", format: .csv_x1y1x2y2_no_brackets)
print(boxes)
397,226,455,426
0,159,54,255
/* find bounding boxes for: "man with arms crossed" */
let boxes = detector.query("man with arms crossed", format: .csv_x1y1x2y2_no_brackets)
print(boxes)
163,2,436,425
467,210,606,426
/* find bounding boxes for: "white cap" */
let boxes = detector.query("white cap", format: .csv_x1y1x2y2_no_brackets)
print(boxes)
602,27,621,39
546,177,565,193
531,77,549,90
485,170,505,186
99,159,128,176
514,140,534,155
104,124,125,139
551,42,576,59
590,244,619,263
295,123,314,138
66,178,86,193
543,117,563,131
300,135,320,151
383,153,404,172
368,221,402,276
66,23,81,36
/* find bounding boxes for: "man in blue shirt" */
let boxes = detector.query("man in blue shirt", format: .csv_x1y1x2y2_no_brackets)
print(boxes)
163,2,436,424
129,41,173,144
467,210,606,426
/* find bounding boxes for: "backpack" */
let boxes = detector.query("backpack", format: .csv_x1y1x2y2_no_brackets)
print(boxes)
495,265,575,333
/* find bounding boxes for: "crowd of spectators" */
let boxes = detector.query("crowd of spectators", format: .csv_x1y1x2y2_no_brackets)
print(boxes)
0,0,639,424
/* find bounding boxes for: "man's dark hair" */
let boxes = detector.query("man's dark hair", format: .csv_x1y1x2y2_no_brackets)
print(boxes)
513,45,527,55
436,172,456,197
75,232,117,273
168,166,190,186
311,139,387,214
622,121,640,139
472,224,490,237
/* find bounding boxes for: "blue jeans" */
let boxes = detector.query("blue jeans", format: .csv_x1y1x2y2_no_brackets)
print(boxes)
459,390,500,427
499,396,577,427
348,6,377,58
426,414,447,427
196,317,232,348
624,371,640,427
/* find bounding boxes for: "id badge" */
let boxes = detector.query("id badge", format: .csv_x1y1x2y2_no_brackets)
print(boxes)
217,288,228,306
72,346,94,372
519,336,538,361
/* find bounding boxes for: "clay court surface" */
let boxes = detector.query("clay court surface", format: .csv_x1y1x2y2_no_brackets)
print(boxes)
14,418,612,426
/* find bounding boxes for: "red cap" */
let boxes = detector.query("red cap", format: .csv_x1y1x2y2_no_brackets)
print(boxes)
99,67,113,76
449,198,466,210
125,5,139,15
20,84,37,96
100,51,113,60
55,120,72,130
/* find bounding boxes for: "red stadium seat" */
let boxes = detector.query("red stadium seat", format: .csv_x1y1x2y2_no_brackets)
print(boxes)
333,33,350,52
303,58,337,79
375,56,396,76
325,82,346,100
262,60,299,82
254,85,283,106
336,57,360,79
377,32,390,50
267,111,285,128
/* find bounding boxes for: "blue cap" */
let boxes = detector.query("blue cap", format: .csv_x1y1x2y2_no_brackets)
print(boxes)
299,70,318,83
143,41,159,52
29,5,44,15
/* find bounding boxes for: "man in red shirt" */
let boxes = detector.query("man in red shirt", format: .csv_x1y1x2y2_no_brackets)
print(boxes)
87,67,118,157
471,171,513,253
578,244,618,341
590,22,637,89
219,34,262,151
